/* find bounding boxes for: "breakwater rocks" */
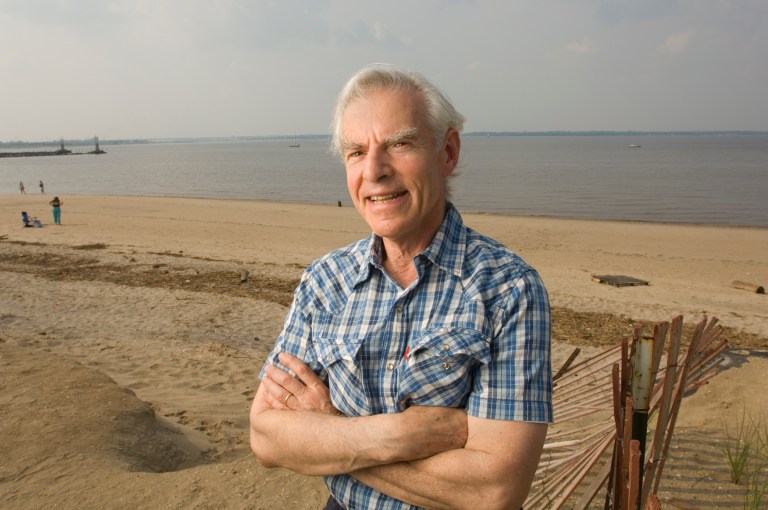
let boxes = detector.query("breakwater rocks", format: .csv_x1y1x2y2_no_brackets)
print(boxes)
1,137,105,157
0,147,106,157
0,148,72,158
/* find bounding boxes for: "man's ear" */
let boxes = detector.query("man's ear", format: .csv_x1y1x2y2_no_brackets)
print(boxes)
441,129,461,178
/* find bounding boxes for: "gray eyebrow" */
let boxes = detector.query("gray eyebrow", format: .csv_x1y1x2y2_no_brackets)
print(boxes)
340,127,420,153
382,127,419,146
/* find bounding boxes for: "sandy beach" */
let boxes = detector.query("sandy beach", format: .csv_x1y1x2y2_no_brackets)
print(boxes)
1,194,767,509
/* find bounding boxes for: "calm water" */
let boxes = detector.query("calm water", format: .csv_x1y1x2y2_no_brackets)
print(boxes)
2,135,767,227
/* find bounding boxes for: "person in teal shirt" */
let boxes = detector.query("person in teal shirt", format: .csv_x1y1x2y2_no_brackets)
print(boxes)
49,196,63,225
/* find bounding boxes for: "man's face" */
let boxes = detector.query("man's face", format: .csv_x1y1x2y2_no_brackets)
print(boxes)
341,87,459,252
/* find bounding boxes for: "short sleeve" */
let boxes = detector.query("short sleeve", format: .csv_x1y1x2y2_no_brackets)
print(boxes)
466,269,553,423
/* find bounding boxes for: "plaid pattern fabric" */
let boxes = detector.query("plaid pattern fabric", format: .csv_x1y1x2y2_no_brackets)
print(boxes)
261,203,552,510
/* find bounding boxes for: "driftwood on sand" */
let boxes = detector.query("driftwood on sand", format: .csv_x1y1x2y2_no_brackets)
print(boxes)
731,280,765,294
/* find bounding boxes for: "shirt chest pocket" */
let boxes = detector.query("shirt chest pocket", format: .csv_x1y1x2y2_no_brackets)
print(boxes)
397,327,491,409
312,315,370,415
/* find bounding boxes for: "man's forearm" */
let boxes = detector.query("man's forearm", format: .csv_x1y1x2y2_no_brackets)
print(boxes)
352,421,547,510
352,450,522,510
250,407,397,475
249,390,468,476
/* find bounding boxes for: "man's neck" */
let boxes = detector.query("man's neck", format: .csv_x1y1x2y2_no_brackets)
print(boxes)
376,202,448,288
381,245,419,288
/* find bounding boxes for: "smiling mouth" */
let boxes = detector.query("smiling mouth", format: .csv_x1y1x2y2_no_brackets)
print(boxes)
369,191,407,203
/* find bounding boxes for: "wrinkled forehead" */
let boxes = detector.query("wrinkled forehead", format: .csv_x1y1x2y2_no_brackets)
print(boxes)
347,85,422,112
341,87,427,135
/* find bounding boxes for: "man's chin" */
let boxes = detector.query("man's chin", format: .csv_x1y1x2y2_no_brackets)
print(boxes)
369,220,407,240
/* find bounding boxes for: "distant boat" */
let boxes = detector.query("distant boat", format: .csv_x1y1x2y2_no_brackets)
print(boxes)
628,144,642,148
289,143,300,148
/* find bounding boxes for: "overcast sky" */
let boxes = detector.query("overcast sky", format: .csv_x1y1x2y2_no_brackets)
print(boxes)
1,0,766,141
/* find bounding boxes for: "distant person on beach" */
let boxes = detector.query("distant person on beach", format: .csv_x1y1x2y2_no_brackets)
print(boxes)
250,64,552,510
49,196,63,225
19,181,26,195
39,180,45,194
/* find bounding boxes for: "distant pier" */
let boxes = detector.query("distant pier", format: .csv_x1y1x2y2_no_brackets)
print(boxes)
0,137,106,158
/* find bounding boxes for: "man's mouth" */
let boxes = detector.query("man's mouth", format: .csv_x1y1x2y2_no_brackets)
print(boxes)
369,191,406,203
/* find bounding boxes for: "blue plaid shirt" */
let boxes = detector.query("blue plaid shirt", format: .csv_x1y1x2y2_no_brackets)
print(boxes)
261,203,552,510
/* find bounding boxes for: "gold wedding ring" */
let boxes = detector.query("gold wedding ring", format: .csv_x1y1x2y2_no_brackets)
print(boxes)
283,393,293,405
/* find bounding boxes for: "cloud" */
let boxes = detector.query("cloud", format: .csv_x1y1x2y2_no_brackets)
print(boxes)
371,21,392,43
659,29,694,54
466,60,482,72
565,37,598,54
369,21,412,46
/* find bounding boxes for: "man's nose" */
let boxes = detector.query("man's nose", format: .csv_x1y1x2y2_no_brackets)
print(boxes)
363,148,393,182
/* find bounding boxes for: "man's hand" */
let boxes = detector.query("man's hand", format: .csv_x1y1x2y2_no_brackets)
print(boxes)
260,352,341,415
390,405,468,459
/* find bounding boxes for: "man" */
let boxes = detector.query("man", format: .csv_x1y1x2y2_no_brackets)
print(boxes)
250,64,552,510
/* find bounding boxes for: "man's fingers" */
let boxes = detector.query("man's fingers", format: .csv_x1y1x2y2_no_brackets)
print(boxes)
260,376,289,409
265,363,306,395
269,353,339,415
278,352,324,387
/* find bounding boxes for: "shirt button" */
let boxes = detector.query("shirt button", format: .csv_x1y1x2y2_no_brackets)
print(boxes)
395,306,403,314
386,362,395,371
442,362,452,370
326,356,333,363
442,344,450,352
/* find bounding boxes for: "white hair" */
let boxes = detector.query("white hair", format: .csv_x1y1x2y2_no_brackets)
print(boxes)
330,64,465,160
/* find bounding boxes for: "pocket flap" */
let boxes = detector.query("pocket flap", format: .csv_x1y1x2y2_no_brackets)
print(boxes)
410,327,491,364
314,336,365,367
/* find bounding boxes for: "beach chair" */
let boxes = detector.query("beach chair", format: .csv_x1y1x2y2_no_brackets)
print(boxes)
21,211,32,227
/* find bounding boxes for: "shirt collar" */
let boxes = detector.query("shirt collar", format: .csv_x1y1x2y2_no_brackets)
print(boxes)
354,202,466,286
